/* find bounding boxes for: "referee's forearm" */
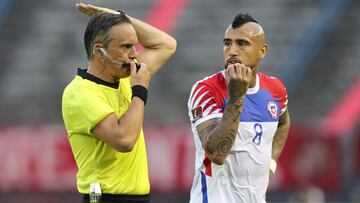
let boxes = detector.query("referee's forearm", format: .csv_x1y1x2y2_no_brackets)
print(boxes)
116,99,145,148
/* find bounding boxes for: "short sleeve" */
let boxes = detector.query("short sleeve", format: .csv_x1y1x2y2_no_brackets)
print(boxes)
187,82,223,126
275,79,288,115
62,85,114,135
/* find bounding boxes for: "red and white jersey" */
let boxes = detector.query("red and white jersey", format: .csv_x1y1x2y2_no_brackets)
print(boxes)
187,70,288,203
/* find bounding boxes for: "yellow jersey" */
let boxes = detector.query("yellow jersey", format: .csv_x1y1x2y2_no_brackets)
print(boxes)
62,69,149,195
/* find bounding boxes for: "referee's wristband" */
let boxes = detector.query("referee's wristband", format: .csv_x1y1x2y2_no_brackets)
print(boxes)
131,85,148,105
269,159,277,174
116,9,126,16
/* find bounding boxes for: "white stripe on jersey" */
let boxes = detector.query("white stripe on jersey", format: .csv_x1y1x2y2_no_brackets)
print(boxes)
190,85,205,107
202,103,217,116
193,91,209,108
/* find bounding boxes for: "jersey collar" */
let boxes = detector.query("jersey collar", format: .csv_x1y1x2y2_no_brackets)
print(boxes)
246,73,259,94
77,68,119,89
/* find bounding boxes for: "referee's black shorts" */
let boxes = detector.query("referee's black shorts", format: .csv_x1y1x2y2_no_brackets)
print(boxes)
82,194,150,203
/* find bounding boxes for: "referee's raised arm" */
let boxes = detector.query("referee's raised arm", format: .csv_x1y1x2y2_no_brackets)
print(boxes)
76,3,177,75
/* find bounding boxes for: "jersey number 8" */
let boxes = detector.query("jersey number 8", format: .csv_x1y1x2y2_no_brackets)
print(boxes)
252,123,263,145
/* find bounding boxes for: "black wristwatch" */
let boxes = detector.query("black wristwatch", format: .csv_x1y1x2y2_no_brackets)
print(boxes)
117,9,126,16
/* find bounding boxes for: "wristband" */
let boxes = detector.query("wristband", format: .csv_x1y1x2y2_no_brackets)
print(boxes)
269,159,277,174
116,9,126,16
131,85,148,105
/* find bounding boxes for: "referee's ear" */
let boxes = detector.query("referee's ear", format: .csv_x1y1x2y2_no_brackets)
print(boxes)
92,43,104,59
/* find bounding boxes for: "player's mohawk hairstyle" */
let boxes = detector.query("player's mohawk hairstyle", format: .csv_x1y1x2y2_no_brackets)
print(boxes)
231,13,258,29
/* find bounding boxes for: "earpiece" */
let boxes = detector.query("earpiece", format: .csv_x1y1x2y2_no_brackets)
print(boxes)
95,48,105,56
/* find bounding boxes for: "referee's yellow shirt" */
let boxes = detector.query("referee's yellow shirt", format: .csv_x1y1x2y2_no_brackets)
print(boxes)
62,69,149,195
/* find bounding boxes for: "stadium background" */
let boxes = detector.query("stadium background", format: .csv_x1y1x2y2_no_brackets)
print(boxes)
0,0,359,202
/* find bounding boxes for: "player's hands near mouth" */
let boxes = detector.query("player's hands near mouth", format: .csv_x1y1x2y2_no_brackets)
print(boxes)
225,63,252,101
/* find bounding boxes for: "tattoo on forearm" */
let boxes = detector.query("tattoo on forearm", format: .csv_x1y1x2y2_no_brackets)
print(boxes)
230,103,242,122
272,126,288,160
199,98,244,157
218,136,234,154
272,111,290,161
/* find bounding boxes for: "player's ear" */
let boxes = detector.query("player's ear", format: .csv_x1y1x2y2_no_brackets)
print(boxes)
259,43,269,59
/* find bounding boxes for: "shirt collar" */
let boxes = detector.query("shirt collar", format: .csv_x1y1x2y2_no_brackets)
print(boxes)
77,68,119,89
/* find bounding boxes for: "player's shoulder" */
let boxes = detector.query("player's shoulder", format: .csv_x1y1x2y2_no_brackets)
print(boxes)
188,70,227,108
190,70,226,94
258,72,287,94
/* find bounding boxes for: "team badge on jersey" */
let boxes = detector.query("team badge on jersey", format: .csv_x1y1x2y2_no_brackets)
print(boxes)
191,106,203,121
267,101,278,119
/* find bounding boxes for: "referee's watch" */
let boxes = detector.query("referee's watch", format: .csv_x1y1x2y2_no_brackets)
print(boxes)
117,9,126,15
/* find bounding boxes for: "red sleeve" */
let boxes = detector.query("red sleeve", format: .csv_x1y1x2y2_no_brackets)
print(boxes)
188,82,224,123
273,78,288,115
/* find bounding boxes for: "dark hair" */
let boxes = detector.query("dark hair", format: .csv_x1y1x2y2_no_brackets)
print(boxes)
84,13,131,60
231,13,258,29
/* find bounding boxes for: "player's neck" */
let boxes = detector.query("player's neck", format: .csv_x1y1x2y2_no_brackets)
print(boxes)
249,71,257,88
249,67,258,88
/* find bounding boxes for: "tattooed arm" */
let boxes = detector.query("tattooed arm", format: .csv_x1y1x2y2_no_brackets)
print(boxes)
196,98,245,165
270,109,291,175
268,110,290,181
195,63,251,165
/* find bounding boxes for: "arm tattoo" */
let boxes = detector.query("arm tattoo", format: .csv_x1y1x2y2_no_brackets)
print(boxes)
197,98,244,158
272,110,291,161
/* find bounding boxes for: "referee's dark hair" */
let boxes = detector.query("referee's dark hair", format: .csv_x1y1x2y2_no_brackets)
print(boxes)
84,13,131,60
231,13,258,29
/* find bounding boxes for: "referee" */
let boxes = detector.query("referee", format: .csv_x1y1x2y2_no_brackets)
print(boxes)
62,3,176,203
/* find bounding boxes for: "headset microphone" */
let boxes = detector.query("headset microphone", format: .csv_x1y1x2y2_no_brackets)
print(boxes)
97,48,141,71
